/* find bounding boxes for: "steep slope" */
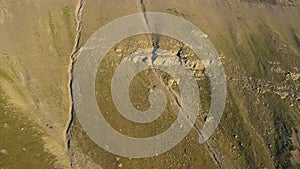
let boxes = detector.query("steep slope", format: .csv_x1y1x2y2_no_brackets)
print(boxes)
69,0,300,168
0,0,299,168
0,0,77,168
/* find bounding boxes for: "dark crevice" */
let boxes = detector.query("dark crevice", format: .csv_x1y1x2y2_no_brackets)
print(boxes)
66,0,85,167
140,0,148,24
176,46,184,65
139,0,160,65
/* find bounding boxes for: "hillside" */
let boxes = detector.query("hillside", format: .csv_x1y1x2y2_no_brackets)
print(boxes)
0,0,299,168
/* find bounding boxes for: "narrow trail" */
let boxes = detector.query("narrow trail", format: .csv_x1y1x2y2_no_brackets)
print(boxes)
65,0,85,167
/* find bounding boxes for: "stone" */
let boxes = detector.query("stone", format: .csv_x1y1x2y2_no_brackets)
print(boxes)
1,149,8,155
3,123,9,128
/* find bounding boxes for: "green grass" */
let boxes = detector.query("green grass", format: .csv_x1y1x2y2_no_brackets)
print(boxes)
48,10,69,58
166,8,186,18
62,6,75,46
0,89,57,168
0,68,14,83
72,35,218,168
72,23,300,168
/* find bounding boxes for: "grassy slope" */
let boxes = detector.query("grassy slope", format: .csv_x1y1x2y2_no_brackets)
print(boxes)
0,0,77,168
1,0,299,168
0,88,57,168
70,0,300,168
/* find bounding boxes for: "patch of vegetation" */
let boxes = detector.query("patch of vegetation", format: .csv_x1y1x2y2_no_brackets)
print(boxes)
293,29,300,48
72,34,217,168
166,8,186,18
72,21,300,168
264,93,295,168
0,68,25,99
0,68,13,83
210,23,298,168
48,10,64,58
62,6,75,46
0,89,57,168
62,7,71,24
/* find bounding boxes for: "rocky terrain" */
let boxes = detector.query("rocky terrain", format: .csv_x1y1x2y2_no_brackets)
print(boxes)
0,0,299,168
